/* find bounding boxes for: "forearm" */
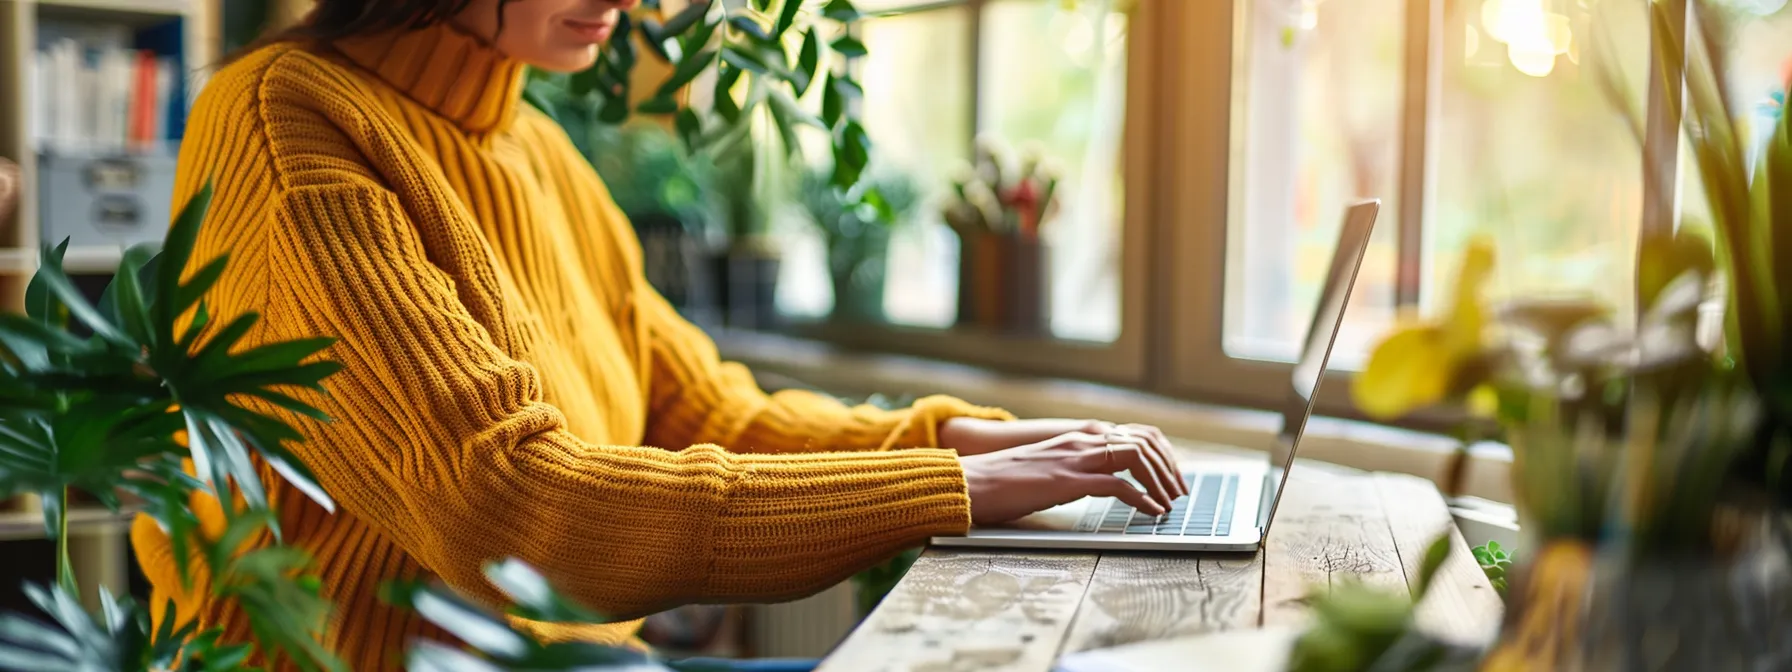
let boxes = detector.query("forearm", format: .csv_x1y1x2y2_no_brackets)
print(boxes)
640,290,1012,453
939,417,1107,455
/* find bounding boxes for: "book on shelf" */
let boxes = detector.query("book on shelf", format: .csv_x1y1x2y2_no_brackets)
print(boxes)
30,20,188,157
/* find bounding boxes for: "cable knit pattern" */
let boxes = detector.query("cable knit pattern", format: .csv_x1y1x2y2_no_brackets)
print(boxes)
129,22,1012,670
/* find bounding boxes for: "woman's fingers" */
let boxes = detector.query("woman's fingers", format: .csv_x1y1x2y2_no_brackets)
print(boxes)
1104,436,1176,512
1083,474,1164,516
1125,424,1187,497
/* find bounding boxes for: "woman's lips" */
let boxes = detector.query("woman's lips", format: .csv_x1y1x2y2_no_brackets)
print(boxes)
564,17,616,42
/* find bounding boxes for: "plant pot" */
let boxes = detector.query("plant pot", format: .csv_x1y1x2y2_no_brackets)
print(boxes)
830,260,887,324
1003,235,1050,336
828,227,891,325
1482,528,1792,671
631,212,715,316
954,233,1049,335
708,244,782,331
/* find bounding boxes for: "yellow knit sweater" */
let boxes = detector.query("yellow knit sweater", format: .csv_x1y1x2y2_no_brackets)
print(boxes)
129,21,1010,670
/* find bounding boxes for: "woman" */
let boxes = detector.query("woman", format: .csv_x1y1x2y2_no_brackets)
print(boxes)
131,0,1188,668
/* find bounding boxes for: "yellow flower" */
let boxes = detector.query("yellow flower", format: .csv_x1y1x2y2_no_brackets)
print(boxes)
1352,238,1496,420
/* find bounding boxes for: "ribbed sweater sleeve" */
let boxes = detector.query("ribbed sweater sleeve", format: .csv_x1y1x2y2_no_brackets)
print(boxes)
637,285,1014,455
264,178,975,615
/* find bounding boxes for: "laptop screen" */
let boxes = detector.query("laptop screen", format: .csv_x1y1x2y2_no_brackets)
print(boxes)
1257,200,1380,534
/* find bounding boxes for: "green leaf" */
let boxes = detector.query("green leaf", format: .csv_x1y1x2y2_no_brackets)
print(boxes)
408,641,507,672
159,182,215,330
822,0,861,22
662,1,710,36
793,29,819,95
598,97,631,124
638,19,673,61
35,247,131,346
637,95,680,115
720,43,771,74
728,15,771,43
684,9,723,56
178,300,212,350
767,88,806,160
106,245,160,347
774,0,805,38
753,0,771,10
713,68,743,124
24,239,70,327
832,74,864,98
822,72,844,128
1414,534,1452,597
830,35,868,58
485,559,609,624
570,63,602,96
212,336,335,380
676,109,703,149
832,120,872,188
411,589,530,659
657,48,718,97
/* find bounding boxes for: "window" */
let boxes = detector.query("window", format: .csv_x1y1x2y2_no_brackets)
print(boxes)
739,0,1791,422
1157,0,1791,418
774,0,1133,344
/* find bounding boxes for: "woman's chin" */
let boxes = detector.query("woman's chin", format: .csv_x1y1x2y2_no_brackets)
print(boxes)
520,45,601,74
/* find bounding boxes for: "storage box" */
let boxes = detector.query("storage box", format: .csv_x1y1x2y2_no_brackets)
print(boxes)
38,149,175,250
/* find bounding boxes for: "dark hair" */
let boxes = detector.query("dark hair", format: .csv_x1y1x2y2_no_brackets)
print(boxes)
229,0,512,61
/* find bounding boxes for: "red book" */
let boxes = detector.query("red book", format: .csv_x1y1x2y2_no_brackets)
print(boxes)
130,50,158,150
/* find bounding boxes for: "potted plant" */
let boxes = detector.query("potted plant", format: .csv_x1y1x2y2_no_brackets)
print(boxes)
0,189,754,672
797,166,920,324
941,138,1061,335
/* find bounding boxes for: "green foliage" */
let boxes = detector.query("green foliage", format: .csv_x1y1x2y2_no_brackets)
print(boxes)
852,547,918,618
798,166,920,296
1287,535,1482,672
1596,0,1792,503
0,182,345,671
2,182,755,671
385,560,725,672
1470,541,1512,598
586,123,724,233
527,0,876,208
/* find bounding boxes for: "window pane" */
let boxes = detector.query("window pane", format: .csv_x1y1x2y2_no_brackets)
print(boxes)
868,7,976,328
1429,0,1649,321
775,7,974,324
1225,0,1404,366
978,0,1129,343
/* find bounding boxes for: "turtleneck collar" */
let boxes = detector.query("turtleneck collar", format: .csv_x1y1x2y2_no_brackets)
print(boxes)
331,21,527,135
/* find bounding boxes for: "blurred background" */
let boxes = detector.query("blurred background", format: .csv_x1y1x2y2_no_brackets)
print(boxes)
0,0,1788,662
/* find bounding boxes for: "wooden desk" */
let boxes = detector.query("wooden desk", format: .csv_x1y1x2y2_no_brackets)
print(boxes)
819,465,1504,672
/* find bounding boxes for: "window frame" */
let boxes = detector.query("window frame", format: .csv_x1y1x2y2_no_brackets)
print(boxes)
1162,0,1689,421
771,0,1692,424
778,0,1159,387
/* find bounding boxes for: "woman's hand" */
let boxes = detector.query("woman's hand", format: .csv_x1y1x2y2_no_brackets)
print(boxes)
959,430,1187,526
941,416,1187,493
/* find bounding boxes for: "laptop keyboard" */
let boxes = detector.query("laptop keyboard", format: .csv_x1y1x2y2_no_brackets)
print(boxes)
1075,473,1239,537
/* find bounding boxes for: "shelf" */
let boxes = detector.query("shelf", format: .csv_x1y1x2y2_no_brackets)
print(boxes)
0,245,127,274
33,0,190,24
0,506,137,542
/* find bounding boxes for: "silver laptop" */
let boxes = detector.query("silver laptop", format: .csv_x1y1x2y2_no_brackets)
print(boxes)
933,200,1380,552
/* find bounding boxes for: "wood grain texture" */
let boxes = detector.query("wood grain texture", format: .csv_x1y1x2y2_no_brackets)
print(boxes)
817,549,1099,672
1059,552,1263,654
1374,472,1504,645
1261,465,1409,627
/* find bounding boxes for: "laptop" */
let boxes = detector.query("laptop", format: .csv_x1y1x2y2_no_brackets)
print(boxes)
933,199,1380,552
